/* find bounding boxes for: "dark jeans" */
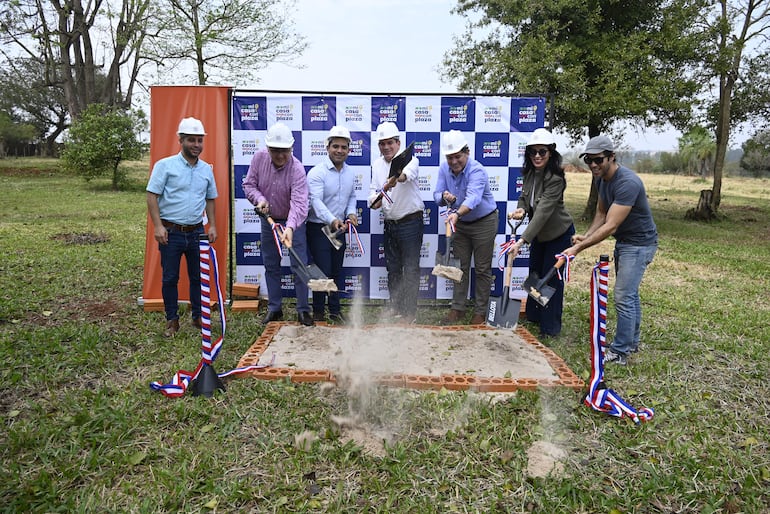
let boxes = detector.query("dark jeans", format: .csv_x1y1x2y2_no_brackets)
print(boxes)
158,227,204,321
525,224,575,336
307,222,345,315
384,213,423,316
261,220,311,314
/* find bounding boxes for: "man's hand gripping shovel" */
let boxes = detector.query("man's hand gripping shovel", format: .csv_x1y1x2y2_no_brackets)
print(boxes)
254,207,337,292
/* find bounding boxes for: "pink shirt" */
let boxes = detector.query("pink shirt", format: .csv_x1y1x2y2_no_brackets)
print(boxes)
242,149,309,230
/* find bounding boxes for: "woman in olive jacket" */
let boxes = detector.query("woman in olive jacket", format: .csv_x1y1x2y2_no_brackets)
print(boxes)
508,129,575,337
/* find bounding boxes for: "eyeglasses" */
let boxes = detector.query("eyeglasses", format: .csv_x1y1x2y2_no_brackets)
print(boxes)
583,155,607,166
527,148,549,157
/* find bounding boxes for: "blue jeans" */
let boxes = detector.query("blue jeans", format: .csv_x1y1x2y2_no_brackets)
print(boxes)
158,228,204,321
307,222,345,315
525,224,575,336
383,213,423,316
610,243,658,355
261,221,311,314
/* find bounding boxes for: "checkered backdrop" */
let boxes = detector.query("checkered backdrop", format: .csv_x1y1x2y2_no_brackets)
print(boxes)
231,92,547,302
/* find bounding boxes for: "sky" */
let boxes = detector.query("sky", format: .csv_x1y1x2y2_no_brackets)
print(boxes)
255,0,695,153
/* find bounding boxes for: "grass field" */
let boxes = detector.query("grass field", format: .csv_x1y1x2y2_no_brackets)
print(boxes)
1,158,769,513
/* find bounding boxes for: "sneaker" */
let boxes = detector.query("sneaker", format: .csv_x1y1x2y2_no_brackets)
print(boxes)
328,312,347,324
604,349,627,366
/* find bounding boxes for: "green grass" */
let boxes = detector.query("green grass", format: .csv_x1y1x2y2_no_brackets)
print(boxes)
1,159,769,512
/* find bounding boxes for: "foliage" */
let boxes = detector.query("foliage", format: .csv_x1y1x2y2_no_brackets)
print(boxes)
1,164,769,511
60,105,146,190
0,58,69,156
678,126,716,177
0,0,151,117
442,0,709,142
740,129,770,177
145,0,307,86
0,111,36,158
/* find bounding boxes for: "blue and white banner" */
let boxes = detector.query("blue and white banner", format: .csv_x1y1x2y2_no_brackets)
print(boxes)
231,92,546,301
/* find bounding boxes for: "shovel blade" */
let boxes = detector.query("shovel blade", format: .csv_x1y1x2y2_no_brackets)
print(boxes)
321,224,343,250
486,289,520,329
527,282,556,307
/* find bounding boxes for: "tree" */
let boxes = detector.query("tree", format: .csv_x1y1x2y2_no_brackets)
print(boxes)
689,0,770,219
61,104,146,190
146,0,307,86
0,0,152,119
679,126,716,178
0,59,68,156
442,0,709,219
0,111,37,158
739,129,770,177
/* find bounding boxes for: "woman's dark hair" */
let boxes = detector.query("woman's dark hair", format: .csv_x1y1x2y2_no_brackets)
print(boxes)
522,145,565,179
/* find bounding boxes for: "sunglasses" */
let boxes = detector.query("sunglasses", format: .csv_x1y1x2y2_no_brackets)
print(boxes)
527,148,549,157
583,155,607,165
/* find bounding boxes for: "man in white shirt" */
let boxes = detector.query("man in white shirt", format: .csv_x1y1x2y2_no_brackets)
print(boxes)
368,121,424,323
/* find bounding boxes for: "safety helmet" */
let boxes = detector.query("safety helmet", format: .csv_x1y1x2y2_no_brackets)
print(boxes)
527,128,555,147
375,121,400,141
265,122,295,148
441,130,469,155
177,117,206,136
326,125,351,145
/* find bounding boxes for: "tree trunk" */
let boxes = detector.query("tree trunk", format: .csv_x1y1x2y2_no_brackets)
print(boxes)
685,189,716,221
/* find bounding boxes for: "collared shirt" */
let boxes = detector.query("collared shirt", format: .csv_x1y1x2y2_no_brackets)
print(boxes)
242,148,308,230
369,155,423,221
307,156,357,225
433,157,496,222
146,152,218,226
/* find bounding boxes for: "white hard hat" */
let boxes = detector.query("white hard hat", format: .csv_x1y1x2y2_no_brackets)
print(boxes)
177,117,206,136
326,125,351,145
265,122,295,148
527,128,555,147
441,130,468,155
375,121,400,141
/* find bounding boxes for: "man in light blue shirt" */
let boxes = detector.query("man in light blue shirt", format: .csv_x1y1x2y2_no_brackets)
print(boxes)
433,130,498,326
146,117,218,337
306,126,358,323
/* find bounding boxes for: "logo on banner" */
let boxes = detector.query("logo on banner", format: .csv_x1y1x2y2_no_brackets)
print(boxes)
518,105,538,124
349,137,364,158
516,175,524,194
482,139,503,159
242,207,260,224
377,275,389,293
378,104,399,123
240,138,260,157
239,102,261,122
418,174,433,194
413,105,433,123
280,273,295,291
345,243,364,259
243,273,263,284
310,138,326,157
275,103,296,122
488,172,502,193
242,240,261,258
483,105,503,123
420,241,430,260
310,103,330,123
344,274,365,292
353,173,365,195
345,105,365,123
372,97,405,129
449,105,468,124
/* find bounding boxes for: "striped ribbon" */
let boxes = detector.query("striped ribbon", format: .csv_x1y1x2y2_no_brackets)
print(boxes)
150,238,274,398
346,222,365,256
439,208,457,233
555,253,575,282
377,186,393,204
583,257,654,423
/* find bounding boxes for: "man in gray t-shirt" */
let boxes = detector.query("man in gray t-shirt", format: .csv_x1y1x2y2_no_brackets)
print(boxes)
564,135,658,366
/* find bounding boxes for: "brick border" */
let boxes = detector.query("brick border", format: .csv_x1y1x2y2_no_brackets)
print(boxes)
235,322,584,393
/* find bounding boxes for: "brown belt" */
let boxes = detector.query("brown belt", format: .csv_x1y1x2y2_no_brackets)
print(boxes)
161,220,203,232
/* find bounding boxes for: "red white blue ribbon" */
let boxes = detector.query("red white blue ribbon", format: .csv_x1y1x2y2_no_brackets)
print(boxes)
583,257,654,423
150,238,274,398
347,222,365,256
555,253,575,282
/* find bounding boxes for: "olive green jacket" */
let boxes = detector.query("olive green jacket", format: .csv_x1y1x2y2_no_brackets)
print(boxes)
516,168,574,243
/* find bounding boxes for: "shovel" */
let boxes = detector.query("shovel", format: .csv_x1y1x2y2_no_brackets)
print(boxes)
432,221,463,282
370,141,415,206
255,208,337,292
486,218,524,329
321,222,347,250
522,257,566,307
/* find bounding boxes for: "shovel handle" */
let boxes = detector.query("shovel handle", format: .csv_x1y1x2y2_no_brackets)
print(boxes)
444,221,453,238
256,208,293,249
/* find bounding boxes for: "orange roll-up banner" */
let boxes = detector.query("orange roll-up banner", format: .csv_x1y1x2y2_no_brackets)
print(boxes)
141,86,231,309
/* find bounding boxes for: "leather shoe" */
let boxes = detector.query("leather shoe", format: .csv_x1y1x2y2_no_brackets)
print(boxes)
192,317,202,330
313,311,326,322
438,309,464,325
261,310,283,324
469,313,486,325
163,319,180,337
328,312,347,324
298,311,315,327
